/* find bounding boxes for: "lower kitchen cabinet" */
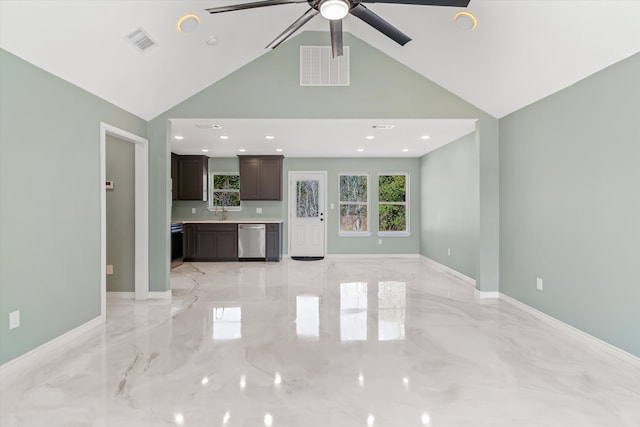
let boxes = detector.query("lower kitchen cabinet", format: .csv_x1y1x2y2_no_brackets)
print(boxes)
266,223,282,261
183,222,282,262
183,223,238,261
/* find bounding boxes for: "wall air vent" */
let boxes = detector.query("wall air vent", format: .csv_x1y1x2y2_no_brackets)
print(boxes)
372,125,395,130
126,28,157,53
300,46,350,86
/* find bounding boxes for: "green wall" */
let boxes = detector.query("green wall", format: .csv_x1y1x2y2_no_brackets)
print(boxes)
0,49,147,364
106,135,135,292
173,156,422,255
420,132,478,278
499,52,640,356
154,31,499,290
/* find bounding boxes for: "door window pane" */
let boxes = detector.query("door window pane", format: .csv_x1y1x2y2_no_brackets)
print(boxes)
296,180,319,217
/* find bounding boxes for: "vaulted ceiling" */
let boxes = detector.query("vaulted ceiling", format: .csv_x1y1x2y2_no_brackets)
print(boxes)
2,1,639,121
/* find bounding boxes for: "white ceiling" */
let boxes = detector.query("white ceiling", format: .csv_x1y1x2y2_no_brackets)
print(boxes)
170,118,477,157
1,1,639,156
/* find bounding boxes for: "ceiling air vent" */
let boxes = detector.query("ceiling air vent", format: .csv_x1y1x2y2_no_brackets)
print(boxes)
126,28,157,53
300,46,350,87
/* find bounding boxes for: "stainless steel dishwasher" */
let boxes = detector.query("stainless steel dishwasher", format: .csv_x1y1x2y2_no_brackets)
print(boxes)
238,224,266,259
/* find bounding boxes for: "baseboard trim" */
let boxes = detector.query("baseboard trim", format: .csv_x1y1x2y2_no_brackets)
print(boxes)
474,289,500,299
106,291,134,299
107,291,171,300
0,316,104,383
420,255,476,286
326,253,421,259
499,293,640,370
149,290,172,299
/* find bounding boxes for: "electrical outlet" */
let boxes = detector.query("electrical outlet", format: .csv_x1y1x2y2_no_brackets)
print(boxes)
536,277,543,291
447,248,451,256
378,239,382,245
106,264,114,275
9,310,20,330
256,207,262,214
191,208,196,214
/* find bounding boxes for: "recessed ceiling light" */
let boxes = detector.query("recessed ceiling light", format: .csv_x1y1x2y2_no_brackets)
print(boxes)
265,135,275,140
219,135,230,140
174,135,184,140
357,148,364,152
402,148,409,152
421,135,431,140
201,149,209,152
238,148,246,152
177,14,200,33
454,11,478,30
276,148,283,152
365,135,375,140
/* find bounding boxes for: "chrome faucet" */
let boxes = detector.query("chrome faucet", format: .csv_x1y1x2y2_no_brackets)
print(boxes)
215,206,227,221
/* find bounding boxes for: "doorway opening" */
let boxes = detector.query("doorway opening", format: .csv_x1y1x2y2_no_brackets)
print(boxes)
99,123,149,318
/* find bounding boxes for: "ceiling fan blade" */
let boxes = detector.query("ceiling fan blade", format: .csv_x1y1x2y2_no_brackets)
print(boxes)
329,19,344,58
266,8,320,50
349,4,411,46
360,0,470,6
206,0,308,14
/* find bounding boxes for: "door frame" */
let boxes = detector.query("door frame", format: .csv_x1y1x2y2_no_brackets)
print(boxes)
288,171,328,258
100,122,149,317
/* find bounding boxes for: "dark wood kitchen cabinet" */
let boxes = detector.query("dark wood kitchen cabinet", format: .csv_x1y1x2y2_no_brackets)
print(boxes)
171,153,179,200
177,155,208,201
265,223,282,261
238,155,283,201
183,223,197,259
183,223,238,261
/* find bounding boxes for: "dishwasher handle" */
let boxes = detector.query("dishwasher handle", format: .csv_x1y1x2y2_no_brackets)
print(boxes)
238,224,266,229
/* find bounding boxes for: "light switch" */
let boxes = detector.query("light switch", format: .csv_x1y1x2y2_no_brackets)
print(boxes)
256,208,262,214
9,310,20,330
330,203,335,210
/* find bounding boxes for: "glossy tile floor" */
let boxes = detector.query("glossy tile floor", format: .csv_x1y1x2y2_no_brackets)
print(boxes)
2,258,640,427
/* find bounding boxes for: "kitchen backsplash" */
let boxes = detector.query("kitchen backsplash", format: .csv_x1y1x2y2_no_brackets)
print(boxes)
172,200,286,221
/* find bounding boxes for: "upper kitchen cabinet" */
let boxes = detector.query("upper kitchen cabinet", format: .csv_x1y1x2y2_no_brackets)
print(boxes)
177,155,208,201
171,153,179,200
238,155,284,201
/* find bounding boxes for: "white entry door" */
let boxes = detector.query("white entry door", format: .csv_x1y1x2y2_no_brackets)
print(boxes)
289,171,326,259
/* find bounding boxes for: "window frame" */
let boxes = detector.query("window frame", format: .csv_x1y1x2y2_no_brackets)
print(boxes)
377,173,410,236
207,172,242,212
338,173,371,237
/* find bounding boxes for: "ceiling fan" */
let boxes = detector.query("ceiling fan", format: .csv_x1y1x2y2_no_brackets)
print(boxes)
206,0,470,58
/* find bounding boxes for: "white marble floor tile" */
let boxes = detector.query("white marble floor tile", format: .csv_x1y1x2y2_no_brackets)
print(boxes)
1,258,639,427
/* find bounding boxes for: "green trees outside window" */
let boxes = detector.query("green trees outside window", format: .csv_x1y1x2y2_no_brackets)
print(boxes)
339,174,369,232
210,173,241,208
378,174,407,232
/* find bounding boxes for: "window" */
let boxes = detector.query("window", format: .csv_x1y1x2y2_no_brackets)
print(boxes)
208,173,241,211
339,174,369,235
378,174,409,235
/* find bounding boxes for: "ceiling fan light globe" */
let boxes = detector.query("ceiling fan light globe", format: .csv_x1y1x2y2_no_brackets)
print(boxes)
320,0,349,20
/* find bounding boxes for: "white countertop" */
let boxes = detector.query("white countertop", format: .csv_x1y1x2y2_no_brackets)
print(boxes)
174,219,283,224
